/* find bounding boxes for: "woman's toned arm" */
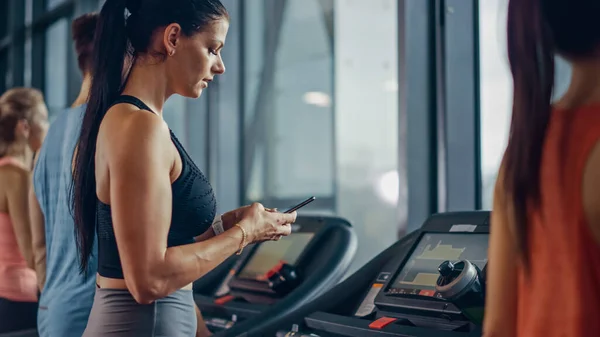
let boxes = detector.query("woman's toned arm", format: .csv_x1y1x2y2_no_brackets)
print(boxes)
482,166,518,337
6,166,35,269
103,110,294,304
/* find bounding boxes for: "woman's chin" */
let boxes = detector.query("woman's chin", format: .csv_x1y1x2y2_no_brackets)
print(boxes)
180,87,203,99
192,88,204,99
193,82,208,98
177,82,206,99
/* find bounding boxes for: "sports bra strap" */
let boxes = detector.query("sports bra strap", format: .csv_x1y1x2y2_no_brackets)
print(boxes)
111,95,155,114
0,157,27,170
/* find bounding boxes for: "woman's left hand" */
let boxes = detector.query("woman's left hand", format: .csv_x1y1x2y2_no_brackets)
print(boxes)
195,205,278,243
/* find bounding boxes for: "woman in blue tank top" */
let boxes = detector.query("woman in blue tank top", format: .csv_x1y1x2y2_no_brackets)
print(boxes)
70,1,297,336
29,13,98,337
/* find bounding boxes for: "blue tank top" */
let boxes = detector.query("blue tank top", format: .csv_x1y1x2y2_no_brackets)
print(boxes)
33,105,97,337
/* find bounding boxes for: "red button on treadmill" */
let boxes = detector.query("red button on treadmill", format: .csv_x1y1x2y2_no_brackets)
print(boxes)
369,317,398,329
214,295,235,305
260,260,287,280
419,290,436,297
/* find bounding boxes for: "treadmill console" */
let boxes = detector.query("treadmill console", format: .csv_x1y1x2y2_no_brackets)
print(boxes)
237,233,314,280
374,232,488,320
282,211,491,337
195,216,357,335
229,231,316,299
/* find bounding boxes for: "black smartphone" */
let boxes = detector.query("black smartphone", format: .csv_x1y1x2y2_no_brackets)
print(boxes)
284,196,316,213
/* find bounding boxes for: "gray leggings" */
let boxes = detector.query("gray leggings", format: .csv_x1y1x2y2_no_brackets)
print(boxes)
83,288,197,336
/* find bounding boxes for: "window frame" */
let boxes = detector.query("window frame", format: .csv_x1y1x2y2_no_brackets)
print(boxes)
399,0,482,233
440,0,482,212
398,0,439,232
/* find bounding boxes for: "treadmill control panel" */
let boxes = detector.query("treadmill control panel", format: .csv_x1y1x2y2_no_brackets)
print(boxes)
228,231,316,299
288,212,491,337
385,233,488,298
237,233,315,281
369,218,490,322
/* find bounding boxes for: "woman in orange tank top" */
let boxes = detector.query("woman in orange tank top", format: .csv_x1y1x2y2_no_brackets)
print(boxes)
484,1,600,336
0,87,48,333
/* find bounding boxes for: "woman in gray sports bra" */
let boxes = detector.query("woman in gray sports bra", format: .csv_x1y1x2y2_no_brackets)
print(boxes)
71,1,297,336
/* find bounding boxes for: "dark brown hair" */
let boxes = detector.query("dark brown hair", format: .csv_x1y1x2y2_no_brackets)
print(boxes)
72,13,99,74
505,0,600,268
0,88,44,153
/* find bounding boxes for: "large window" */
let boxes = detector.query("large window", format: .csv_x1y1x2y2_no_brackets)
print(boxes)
478,0,511,209
163,95,187,138
334,0,400,269
0,1,7,39
47,0,69,11
45,18,69,121
0,0,7,93
243,0,336,206
1,0,402,273
243,0,401,271
0,51,7,94
479,0,572,209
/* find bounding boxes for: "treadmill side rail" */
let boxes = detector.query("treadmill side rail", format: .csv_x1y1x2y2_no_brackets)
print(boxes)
305,311,481,337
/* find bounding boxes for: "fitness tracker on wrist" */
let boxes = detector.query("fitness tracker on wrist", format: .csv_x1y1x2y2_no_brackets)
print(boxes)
212,214,225,235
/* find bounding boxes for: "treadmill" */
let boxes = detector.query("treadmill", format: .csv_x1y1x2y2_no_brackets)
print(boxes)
193,215,357,336
267,211,490,337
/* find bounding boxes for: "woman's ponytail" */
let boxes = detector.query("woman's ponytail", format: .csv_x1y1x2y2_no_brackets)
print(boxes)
71,0,130,273
503,0,555,270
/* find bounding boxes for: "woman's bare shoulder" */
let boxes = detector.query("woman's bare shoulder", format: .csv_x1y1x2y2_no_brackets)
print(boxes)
97,104,173,172
100,104,169,143
0,163,29,190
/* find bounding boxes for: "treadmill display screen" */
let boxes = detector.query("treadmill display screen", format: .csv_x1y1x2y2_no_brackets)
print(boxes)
237,233,315,280
387,233,488,298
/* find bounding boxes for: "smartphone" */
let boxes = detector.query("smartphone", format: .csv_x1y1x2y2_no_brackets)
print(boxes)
284,196,316,213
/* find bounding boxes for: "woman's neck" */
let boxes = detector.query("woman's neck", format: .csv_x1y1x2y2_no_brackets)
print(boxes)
120,58,171,116
0,144,31,169
556,58,600,109
72,74,92,108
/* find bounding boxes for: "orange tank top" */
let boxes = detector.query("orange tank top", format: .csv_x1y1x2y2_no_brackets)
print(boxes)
517,105,600,336
0,157,37,302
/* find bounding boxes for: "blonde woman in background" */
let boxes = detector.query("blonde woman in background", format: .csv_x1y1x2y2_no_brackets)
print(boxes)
0,87,48,333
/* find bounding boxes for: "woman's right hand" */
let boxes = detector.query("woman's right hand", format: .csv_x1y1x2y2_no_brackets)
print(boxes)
237,203,296,243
